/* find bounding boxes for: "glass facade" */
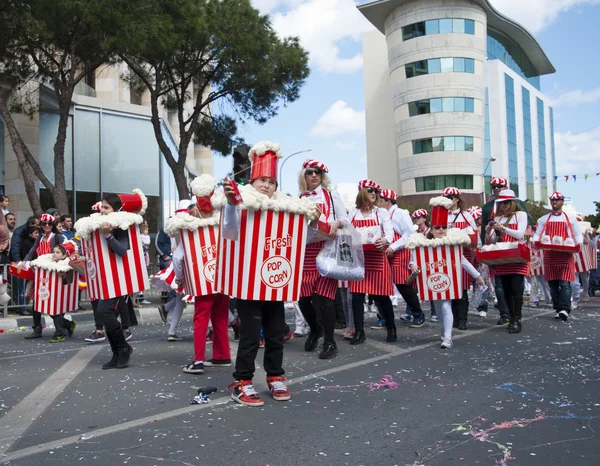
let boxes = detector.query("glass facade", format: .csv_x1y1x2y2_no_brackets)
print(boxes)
405,58,475,78
483,88,491,194
402,18,475,40
522,88,534,200
408,97,475,116
537,98,548,200
549,107,557,192
504,74,519,197
413,136,474,154
415,175,474,192
487,31,540,90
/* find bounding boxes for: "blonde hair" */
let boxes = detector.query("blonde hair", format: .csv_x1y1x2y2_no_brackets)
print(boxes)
355,188,378,210
497,200,522,215
297,168,332,194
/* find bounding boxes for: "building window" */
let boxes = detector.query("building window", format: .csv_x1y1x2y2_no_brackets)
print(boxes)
415,175,474,192
402,18,475,41
505,74,519,197
412,136,474,154
549,107,557,192
405,58,475,78
408,97,475,116
537,97,547,200
522,87,534,200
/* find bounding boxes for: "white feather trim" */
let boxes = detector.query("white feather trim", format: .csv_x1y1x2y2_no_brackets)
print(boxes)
164,212,220,237
74,212,144,240
190,175,217,197
248,141,283,163
212,184,319,220
405,228,471,249
429,196,454,209
31,254,73,273
133,189,148,215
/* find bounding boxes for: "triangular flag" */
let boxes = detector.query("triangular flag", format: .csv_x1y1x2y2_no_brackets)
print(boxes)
573,175,577,182
565,175,569,182
597,173,600,176
585,174,589,180
553,176,557,181
542,176,546,180
534,177,538,181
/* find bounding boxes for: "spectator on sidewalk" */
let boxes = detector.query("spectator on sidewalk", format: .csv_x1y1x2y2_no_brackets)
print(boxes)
5,212,16,240
0,195,10,216
60,214,75,240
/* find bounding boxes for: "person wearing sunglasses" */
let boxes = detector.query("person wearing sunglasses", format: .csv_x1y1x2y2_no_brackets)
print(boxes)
298,159,349,359
442,187,478,330
22,213,65,340
347,180,396,345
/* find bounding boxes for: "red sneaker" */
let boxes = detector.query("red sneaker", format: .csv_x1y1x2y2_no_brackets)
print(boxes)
282,331,294,342
266,376,291,401
227,380,264,407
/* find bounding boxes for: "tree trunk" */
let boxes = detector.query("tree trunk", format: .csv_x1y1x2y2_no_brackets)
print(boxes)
50,86,74,215
173,161,189,200
0,86,43,215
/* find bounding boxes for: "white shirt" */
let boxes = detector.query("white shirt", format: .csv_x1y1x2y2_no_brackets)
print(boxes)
388,205,414,252
348,207,394,243
493,211,528,241
301,186,349,225
533,211,583,244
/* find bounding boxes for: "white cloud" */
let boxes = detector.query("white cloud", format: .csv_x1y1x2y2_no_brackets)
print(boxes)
311,101,365,138
490,0,600,33
551,88,600,107
554,126,600,174
268,0,373,74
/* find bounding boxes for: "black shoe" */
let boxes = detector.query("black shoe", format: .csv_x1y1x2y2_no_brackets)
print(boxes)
334,322,347,330
496,317,510,326
116,345,133,369
386,328,397,342
102,353,118,370
158,305,168,324
350,330,366,345
458,320,468,331
24,326,42,340
304,332,320,352
319,341,339,359
508,321,522,334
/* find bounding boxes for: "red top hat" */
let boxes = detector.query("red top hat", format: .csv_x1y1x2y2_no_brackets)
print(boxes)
429,196,453,226
61,241,78,257
190,175,217,213
117,189,147,214
249,142,283,182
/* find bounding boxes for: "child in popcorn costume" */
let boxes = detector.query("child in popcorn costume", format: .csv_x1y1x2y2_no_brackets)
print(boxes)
220,141,319,406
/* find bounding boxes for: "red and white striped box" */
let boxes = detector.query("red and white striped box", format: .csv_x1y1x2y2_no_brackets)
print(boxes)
413,245,463,301
34,268,78,315
179,226,219,297
575,244,597,273
215,210,308,301
530,248,545,276
82,226,149,300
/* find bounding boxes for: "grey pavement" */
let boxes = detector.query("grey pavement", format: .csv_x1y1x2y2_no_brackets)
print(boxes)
0,300,599,465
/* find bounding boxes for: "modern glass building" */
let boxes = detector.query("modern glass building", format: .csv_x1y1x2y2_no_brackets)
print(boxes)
359,0,557,205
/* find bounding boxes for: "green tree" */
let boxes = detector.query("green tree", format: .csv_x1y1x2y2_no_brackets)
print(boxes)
119,0,309,198
524,200,550,223
584,201,600,227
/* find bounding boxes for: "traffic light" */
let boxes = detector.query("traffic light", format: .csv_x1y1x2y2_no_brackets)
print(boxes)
232,144,251,185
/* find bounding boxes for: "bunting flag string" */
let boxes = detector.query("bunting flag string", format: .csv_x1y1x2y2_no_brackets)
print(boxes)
528,172,600,183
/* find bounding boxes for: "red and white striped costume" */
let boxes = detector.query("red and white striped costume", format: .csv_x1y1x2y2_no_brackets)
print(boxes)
300,187,347,300
387,205,414,284
533,212,583,282
348,208,394,296
492,211,530,277
448,209,477,290
34,266,78,315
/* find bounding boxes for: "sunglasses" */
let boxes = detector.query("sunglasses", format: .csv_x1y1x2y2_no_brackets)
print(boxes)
41,222,52,226
366,187,379,194
305,169,322,176
443,195,457,200
491,185,505,189
432,225,448,230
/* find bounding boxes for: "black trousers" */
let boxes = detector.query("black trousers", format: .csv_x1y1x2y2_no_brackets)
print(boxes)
32,310,43,329
451,291,469,324
51,314,73,337
395,284,423,317
351,293,395,331
298,293,336,343
500,274,524,321
92,297,133,331
233,299,285,381
98,297,128,351
334,289,346,324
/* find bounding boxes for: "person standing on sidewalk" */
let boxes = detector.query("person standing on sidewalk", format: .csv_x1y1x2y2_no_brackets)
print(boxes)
533,192,583,321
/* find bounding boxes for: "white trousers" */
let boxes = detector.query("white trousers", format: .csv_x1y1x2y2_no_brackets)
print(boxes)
433,300,453,341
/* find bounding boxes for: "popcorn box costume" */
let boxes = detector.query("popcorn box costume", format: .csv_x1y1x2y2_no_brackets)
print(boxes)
32,255,79,315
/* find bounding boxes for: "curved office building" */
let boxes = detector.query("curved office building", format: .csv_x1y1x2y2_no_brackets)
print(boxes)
358,0,556,205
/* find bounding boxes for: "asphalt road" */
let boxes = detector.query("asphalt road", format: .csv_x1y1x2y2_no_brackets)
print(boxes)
0,300,598,466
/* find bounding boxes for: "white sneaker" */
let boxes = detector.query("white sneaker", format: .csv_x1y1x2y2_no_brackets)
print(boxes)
430,315,439,322
369,303,378,313
478,311,487,317
571,300,579,310
140,299,151,305
391,297,399,307
294,325,309,336
441,338,453,349
558,310,569,321
342,328,355,340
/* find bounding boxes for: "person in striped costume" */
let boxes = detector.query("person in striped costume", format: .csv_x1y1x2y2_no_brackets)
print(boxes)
484,190,530,333
532,192,583,321
380,189,426,328
348,180,396,344
298,159,349,359
412,209,429,236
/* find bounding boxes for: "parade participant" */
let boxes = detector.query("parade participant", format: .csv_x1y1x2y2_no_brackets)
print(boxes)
348,180,395,344
533,192,583,321
380,189,425,328
219,141,318,406
485,190,529,333
21,214,65,339
442,187,477,330
169,176,231,375
408,199,484,349
74,189,149,369
298,159,348,359
412,209,429,236
469,206,490,318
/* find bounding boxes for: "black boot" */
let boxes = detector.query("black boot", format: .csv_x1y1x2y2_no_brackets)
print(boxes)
102,333,119,370
319,341,339,359
350,329,366,345
24,326,43,340
304,332,320,352
116,344,133,369
508,320,522,334
386,327,397,343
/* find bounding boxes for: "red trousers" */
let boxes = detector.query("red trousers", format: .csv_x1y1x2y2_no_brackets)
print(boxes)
193,294,231,362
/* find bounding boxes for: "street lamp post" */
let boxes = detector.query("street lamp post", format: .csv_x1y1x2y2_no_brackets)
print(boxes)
481,157,496,205
279,149,312,192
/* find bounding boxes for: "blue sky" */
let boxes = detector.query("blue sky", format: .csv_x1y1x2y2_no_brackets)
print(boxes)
213,0,600,215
